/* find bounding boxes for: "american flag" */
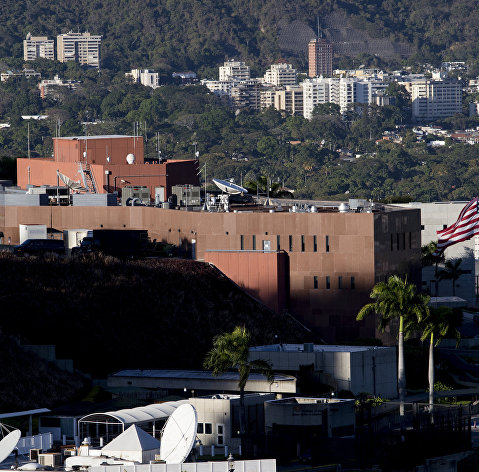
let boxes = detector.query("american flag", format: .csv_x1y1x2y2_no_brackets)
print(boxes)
433,197,479,256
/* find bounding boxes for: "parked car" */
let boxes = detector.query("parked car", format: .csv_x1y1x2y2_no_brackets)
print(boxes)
13,239,65,257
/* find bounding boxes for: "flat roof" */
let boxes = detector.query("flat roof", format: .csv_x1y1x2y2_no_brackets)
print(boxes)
0,408,51,419
55,135,136,140
111,369,295,382
250,344,393,353
267,397,354,404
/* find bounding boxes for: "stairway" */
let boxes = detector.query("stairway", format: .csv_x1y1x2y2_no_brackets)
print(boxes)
78,162,98,193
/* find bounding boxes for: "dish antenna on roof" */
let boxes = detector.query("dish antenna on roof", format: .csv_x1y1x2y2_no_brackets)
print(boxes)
159,404,197,464
212,178,248,195
0,424,21,464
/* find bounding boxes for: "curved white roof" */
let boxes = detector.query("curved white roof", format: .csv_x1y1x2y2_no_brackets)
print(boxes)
79,400,188,426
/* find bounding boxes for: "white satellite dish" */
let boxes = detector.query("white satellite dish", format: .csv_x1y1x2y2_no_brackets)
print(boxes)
213,178,248,195
0,427,21,464
160,404,197,464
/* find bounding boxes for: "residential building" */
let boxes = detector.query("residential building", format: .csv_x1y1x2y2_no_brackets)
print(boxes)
126,69,159,89
23,33,55,61
219,60,250,81
263,63,297,86
230,80,262,110
308,38,333,78
57,31,102,68
273,85,304,115
38,75,80,99
0,68,41,82
201,79,233,97
411,78,462,121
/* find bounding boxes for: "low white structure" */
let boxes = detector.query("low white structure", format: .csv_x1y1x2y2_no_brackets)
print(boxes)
19,224,47,243
250,344,397,398
126,69,159,89
101,425,161,463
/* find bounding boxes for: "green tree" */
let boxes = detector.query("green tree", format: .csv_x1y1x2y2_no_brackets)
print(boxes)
419,307,461,414
356,276,430,415
203,326,273,440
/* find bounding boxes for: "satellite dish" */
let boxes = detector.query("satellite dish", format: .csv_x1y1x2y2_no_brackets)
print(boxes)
0,427,21,464
126,153,136,165
212,178,248,195
160,404,197,464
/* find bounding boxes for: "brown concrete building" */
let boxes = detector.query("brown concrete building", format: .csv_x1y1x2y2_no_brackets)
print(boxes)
0,203,420,343
308,39,333,78
17,136,199,199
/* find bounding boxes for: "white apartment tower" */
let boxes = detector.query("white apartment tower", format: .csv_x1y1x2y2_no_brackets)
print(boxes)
57,31,102,68
411,79,462,121
219,60,250,81
127,69,159,89
263,63,297,86
23,33,55,61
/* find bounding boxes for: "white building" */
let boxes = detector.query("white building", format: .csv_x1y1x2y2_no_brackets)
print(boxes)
263,63,297,86
411,79,462,121
126,69,159,89
219,60,250,81
23,33,55,61
201,79,233,97
57,31,102,68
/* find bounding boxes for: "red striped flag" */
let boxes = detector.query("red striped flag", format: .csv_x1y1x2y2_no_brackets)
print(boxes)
433,197,479,256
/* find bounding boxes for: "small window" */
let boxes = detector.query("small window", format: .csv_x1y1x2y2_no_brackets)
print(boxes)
240,235,244,250
289,235,293,252
396,233,400,250
421,225,425,230
301,235,305,252
197,423,204,434
314,276,318,289
326,276,331,289
402,232,406,250
313,235,317,252
252,235,256,250
277,235,281,251
217,425,224,434
409,232,412,249
205,423,212,434
338,276,343,289
326,235,330,253
443,224,448,230
351,276,355,289
391,234,393,251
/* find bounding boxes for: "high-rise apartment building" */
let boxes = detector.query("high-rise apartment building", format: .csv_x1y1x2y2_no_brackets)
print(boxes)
23,33,55,61
219,60,250,81
308,38,333,78
263,63,297,86
57,31,102,68
411,79,462,121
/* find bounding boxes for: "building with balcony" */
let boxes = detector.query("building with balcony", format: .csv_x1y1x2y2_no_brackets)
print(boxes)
23,33,55,61
263,63,297,86
308,38,333,78
219,60,250,81
57,31,102,68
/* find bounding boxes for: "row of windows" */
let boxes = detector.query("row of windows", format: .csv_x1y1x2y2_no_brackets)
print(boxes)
390,232,412,251
240,234,330,252
313,275,355,290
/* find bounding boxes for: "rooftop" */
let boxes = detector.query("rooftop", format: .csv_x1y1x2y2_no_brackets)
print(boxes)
250,343,392,353
111,369,295,382
55,135,137,140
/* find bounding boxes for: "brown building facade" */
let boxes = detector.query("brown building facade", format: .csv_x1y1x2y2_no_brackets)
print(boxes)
0,204,421,343
308,39,333,78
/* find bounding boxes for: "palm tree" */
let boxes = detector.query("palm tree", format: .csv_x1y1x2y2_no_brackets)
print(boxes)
356,276,430,415
203,326,273,441
438,259,465,296
244,175,293,199
419,307,461,414
421,241,445,267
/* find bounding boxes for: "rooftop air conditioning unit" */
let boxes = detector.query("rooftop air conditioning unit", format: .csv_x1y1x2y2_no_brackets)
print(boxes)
29,449,42,461
38,453,62,467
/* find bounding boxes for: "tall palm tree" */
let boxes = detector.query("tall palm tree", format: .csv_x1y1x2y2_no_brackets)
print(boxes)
244,175,293,199
357,276,430,415
438,259,465,296
204,326,273,441
419,307,461,414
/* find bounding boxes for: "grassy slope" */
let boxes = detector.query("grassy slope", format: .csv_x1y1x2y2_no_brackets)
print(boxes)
0,252,309,377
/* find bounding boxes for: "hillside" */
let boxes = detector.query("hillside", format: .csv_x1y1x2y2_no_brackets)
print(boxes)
0,252,311,377
1,1,478,74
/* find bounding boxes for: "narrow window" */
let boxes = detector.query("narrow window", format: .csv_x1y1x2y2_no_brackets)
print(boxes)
350,276,355,289
396,233,400,250
313,235,317,252
277,235,280,251
326,235,330,253
252,235,256,250
301,235,305,252
421,225,425,230
197,423,204,434
240,235,244,250
402,232,406,250
338,276,343,289
409,232,412,249
289,235,293,252
314,276,318,289
443,224,447,230
391,234,393,251
326,276,331,289
205,423,212,434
